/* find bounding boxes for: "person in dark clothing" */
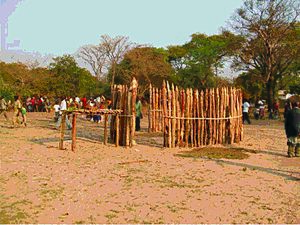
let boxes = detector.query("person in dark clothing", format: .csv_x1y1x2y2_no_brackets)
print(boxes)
284,101,300,157
284,99,292,119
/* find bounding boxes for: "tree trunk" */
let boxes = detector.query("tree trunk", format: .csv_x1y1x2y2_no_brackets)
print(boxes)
266,78,274,111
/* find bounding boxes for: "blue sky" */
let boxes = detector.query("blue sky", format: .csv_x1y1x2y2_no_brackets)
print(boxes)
7,0,244,55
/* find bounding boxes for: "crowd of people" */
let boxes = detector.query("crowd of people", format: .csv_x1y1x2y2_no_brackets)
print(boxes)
0,94,143,131
241,98,300,158
242,99,281,125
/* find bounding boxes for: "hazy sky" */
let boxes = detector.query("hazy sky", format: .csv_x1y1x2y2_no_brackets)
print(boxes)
7,0,244,55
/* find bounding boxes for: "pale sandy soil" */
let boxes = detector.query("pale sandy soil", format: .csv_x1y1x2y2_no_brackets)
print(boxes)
0,112,299,224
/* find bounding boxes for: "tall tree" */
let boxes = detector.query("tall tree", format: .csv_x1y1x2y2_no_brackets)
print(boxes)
100,35,133,87
168,32,242,89
114,47,173,95
77,35,133,86
230,0,300,108
78,44,107,80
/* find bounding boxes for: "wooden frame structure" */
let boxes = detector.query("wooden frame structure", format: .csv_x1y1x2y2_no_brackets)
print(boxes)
149,81,243,148
58,78,243,150
58,109,122,151
110,78,138,147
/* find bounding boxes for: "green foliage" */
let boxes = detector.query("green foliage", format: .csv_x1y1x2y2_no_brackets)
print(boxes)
234,71,264,100
47,55,107,97
0,55,106,99
230,0,300,107
114,47,173,95
288,76,300,95
168,32,242,89
0,76,14,100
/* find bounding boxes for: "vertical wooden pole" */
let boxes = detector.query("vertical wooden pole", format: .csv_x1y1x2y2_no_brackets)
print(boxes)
226,87,230,144
121,85,126,146
189,89,193,148
154,87,156,132
110,85,116,142
149,84,152,133
162,81,167,147
219,88,224,144
104,114,108,145
180,89,185,146
159,89,162,132
155,88,159,132
176,86,180,147
200,90,204,146
171,84,176,147
115,114,120,147
59,112,66,150
240,90,244,141
167,82,172,148
232,88,235,144
196,90,200,147
130,77,138,147
204,89,209,145
208,89,212,145
71,113,77,152
185,89,189,147
212,88,216,145
126,85,131,147
224,87,228,143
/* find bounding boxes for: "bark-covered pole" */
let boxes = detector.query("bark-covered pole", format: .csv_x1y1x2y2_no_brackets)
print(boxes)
71,113,77,152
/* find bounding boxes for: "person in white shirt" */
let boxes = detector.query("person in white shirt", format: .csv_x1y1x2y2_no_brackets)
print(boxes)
56,97,72,129
53,100,60,122
242,100,251,124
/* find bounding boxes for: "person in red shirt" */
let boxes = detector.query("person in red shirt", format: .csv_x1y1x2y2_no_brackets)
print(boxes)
81,97,87,109
31,97,36,112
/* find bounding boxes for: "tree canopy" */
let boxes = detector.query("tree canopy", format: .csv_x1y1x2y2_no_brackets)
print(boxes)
0,55,109,100
230,0,300,105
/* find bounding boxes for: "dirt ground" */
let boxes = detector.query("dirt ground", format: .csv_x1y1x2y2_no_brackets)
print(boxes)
0,112,299,224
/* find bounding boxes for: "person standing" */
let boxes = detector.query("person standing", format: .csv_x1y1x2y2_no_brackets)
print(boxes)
284,101,300,157
284,99,292,119
135,97,142,131
53,99,61,122
13,95,22,126
20,105,27,127
0,96,9,121
81,97,87,109
56,97,72,130
242,99,251,124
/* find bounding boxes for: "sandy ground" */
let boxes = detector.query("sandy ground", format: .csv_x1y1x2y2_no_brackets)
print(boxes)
0,112,299,224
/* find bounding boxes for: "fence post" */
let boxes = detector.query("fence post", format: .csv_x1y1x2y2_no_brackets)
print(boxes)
71,113,77,152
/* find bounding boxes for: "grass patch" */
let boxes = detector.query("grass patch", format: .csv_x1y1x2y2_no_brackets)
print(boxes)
175,147,250,160
154,176,201,189
0,200,32,224
40,186,64,202
166,204,187,213
74,220,85,224
104,212,118,220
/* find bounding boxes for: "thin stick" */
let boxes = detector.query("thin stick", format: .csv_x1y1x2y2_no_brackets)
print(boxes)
115,114,120,147
149,84,152,133
59,112,66,150
104,114,108,145
71,113,77,152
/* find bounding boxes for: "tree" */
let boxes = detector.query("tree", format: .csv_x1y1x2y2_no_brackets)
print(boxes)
234,70,264,100
78,35,133,86
100,35,133,87
230,0,300,108
48,55,105,97
114,47,173,95
167,32,243,89
78,45,107,80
